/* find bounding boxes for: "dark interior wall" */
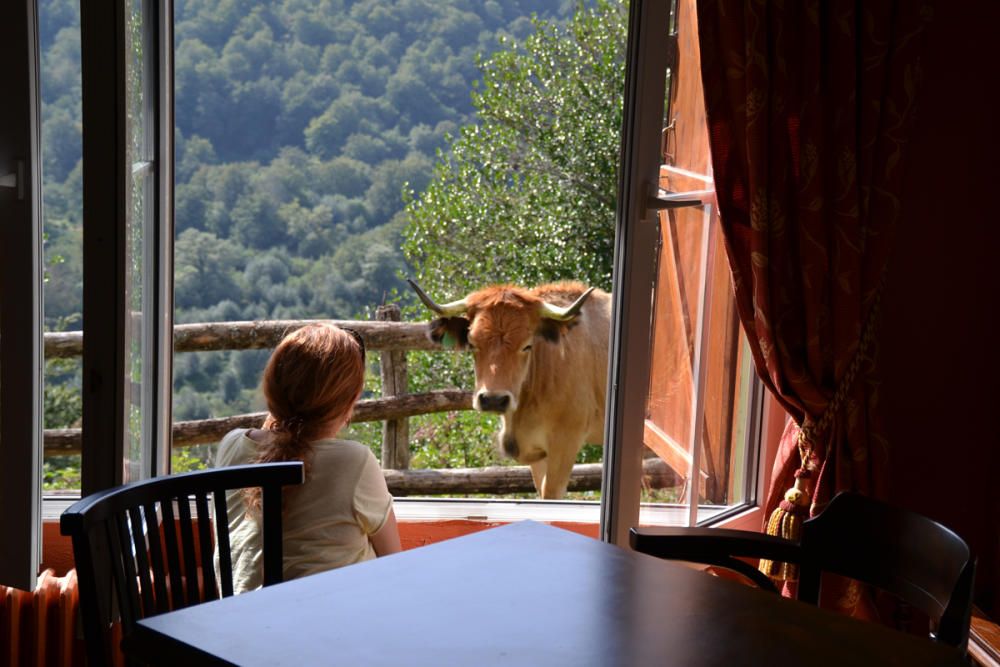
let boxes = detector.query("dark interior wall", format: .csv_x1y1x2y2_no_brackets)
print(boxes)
881,1,1000,614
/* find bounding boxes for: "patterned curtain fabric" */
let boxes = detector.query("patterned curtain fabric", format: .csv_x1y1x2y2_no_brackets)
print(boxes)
696,1,931,616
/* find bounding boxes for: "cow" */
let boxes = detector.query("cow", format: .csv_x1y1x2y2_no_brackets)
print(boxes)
408,279,611,499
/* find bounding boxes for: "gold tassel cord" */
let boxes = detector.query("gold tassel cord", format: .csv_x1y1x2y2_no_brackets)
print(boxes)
759,465,812,581
758,272,887,582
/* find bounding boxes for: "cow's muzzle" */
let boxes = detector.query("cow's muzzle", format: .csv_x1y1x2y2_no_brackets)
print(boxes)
475,390,514,413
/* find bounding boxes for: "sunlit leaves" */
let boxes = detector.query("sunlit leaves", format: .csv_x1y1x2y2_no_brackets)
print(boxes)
403,0,626,297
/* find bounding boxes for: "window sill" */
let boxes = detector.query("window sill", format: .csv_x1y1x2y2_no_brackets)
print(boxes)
395,497,735,525
47,493,739,525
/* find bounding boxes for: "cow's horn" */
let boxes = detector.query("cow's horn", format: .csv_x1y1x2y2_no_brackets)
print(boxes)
539,287,595,321
407,278,468,316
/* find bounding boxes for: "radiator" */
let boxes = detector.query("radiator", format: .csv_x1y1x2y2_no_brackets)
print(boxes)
0,569,84,667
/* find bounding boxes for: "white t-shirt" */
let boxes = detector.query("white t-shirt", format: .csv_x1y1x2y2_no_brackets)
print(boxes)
213,428,394,593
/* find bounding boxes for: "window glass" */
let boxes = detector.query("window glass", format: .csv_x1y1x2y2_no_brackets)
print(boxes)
168,2,618,508
35,0,763,523
40,0,84,493
641,0,761,524
642,198,759,523
123,0,157,482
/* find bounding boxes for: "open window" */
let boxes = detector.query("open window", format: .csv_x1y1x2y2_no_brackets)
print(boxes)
603,0,771,544
23,0,772,572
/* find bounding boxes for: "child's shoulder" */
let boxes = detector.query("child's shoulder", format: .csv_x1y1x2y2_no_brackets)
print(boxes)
312,437,375,462
213,428,257,467
310,439,379,484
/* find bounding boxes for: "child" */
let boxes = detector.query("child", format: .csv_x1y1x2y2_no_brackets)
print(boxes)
214,322,401,593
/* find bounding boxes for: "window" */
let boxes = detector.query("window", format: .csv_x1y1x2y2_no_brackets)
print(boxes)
602,0,766,544
3,0,772,591
158,1,765,536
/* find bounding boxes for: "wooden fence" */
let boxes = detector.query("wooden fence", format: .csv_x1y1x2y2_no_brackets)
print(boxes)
42,311,676,495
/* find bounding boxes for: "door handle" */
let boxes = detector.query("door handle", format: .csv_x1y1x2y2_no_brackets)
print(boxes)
647,186,714,211
0,160,25,199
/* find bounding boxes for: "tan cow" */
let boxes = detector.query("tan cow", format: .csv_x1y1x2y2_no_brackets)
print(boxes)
408,279,611,499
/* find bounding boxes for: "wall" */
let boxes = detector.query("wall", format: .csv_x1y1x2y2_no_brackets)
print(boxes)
39,519,600,577
882,1,1000,615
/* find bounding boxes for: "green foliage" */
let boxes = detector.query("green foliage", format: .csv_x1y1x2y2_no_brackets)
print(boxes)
44,370,82,429
44,317,82,429
402,0,626,297
44,456,81,490
172,445,213,473
409,411,506,469
41,0,580,337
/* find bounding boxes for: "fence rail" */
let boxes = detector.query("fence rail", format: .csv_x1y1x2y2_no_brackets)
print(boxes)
44,390,473,454
43,318,439,359
43,316,675,495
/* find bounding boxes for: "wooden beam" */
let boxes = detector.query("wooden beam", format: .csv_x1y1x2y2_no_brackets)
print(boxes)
43,390,473,454
42,319,442,359
385,458,677,496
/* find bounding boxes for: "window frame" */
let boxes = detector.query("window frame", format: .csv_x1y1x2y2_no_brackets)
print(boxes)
601,0,679,545
601,0,774,544
0,0,44,591
80,0,173,495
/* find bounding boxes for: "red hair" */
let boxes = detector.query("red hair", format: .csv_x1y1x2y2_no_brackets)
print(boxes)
245,323,366,509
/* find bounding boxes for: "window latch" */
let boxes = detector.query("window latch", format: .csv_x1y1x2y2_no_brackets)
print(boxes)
647,186,713,211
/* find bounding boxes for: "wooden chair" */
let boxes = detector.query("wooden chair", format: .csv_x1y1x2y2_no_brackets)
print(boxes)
630,491,976,650
60,462,304,666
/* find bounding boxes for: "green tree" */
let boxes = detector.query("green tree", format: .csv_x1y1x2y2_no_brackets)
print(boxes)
174,229,247,309
403,0,626,296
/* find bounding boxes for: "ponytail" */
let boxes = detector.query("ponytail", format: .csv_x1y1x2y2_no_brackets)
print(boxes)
243,323,366,511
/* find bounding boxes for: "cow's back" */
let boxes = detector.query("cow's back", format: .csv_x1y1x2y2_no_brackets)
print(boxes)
522,283,611,444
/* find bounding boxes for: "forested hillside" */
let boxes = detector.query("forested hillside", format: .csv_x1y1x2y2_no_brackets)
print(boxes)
39,0,579,426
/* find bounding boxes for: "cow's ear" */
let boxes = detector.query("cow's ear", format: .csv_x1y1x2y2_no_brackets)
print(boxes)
427,317,471,350
537,317,578,343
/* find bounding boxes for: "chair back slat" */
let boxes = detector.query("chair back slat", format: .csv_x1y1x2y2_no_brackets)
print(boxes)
142,501,171,615
70,526,108,667
158,498,187,610
127,506,157,617
110,514,139,631
60,462,305,666
213,488,235,598
195,491,219,601
261,484,284,587
175,496,201,606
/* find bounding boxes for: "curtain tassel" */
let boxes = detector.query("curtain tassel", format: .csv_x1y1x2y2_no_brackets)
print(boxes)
759,468,811,581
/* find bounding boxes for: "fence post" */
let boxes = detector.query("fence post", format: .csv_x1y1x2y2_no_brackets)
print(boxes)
376,304,410,469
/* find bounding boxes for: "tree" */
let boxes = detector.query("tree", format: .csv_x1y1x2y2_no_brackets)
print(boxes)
174,229,246,309
402,0,626,297
304,92,390,158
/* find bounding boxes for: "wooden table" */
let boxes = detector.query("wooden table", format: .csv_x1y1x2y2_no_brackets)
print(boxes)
123,521,966,666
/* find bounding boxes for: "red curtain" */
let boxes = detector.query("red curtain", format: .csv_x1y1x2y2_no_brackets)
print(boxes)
696,1,931,617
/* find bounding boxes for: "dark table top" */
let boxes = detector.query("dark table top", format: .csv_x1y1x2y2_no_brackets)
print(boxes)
124,520,966,666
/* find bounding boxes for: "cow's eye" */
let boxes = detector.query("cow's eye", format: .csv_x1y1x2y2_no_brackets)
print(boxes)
522,344,532,353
